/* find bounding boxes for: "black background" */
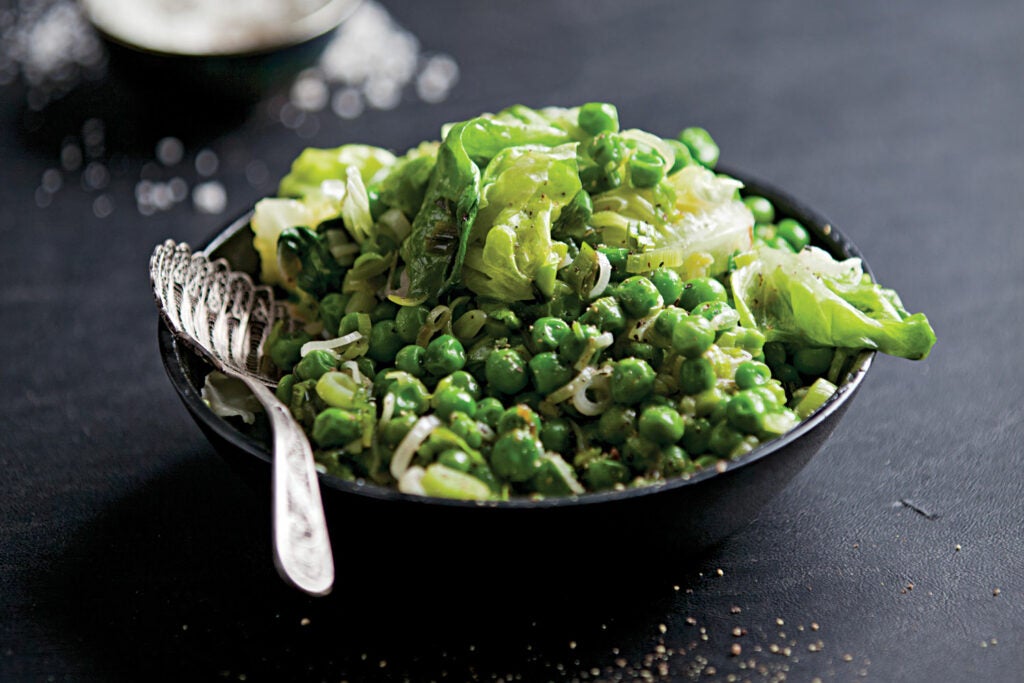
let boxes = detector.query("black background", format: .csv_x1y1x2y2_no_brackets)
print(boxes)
2,1,1023,681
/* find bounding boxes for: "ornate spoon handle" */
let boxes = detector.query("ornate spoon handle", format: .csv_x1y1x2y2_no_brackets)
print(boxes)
241,375,334,596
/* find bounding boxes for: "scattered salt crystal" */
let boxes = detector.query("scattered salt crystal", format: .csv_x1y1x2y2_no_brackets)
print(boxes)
41,168,62,193
193,180,227,214
331,87,364,119
60,142,83,171
92,193,113,218
416,54,459,103
291,71,329,112
82,161,108,190
168,177,189,202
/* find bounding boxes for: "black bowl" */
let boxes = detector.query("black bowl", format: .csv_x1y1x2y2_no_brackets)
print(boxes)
158,171,874,583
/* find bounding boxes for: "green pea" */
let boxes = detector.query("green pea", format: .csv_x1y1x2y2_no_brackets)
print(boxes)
777,218,810,251
476,397,505,430
693,386,726,417
611,358,656,405
578,102,620,135
726,390,768,434
671,316,714,357
599,247,631,282
294,349,337,381
665,138,693,174
497,404,542,436
598,405,637,445
448,411,483,449
339,311,362,335
275,373,296,405
620,342,663,370
370,300,399,323
432,387,477,421
268,327,312,372
678,356,716,395
774,362,801,386
638,405,685,445
395,305,429,343
395,344,426,377
678,277,728,311
735,361,772,389
311,407,363,448
580,296,626,333
388,378,430,415
289,379,322,427
709,421,744,457
689,300,739,331
661,445,692,476
678,127,720,169
485,348,529,395
435,370,482,400
528,351,574,395
367,320,404,363
491,429,544,482
731,327,766,356
628,149,666,188
623,435,661,473
381,413,418,447
763,342,787,370
530,317,572,352
617,276,664,318
584,457,630,491
437,448,473,472
540,417,573,454
557,322,602,366
649,268,684,305
681,417,712,455
653,306,688,341
319,293,350,336
793,347,834,376
424,334,466,377
743,196,775,225
587,131,626,168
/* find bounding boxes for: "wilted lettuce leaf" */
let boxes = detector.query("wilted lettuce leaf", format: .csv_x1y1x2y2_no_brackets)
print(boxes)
278,144,396,198
462,143,579,301
377,141,439,218
731,246,936,360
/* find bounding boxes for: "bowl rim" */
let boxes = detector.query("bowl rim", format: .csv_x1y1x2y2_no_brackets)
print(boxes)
83,0,363,59
159,167,875,510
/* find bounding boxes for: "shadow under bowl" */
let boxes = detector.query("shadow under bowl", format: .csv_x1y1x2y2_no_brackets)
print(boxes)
158,169,874,583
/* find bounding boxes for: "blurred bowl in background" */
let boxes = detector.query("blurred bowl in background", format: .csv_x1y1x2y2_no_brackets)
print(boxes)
80,0,362,102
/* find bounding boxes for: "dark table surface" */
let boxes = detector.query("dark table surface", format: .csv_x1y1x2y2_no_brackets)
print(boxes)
3,1,1023,681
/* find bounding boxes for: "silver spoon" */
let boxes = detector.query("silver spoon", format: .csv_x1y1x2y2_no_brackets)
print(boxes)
150,240,334,596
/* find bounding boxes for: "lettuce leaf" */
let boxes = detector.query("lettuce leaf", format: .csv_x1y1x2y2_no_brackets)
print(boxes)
462,144,578,301
278,144,396,198
377,141,439,218
731,246,936,360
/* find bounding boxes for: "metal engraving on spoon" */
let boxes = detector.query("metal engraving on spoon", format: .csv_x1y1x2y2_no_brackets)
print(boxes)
150,240,334,596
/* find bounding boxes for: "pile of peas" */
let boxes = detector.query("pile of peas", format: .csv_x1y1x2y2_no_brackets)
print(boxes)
261,103,844,501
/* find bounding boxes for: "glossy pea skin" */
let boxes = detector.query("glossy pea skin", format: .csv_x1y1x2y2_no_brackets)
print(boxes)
578,102,620,135
660,444,692,476
617,276,664,318
726,390,768,434
653,306,688,342
476,397,505,429
540,417,573,454
638,405,685,445
793,346,834,376
528,352,574,395
395,344,426,377
743,196,775,225
690,300,739,331
678,277,728,312
311,407,363,448
423,334,466,377
776,218,810,251
388,378,430,415
432,387,477,421
584,457,631,491
448,411,483,449
490,429,544,482
587,132,626,168
435,370,482,400
599,247,631,282
557,323,602,366
497,404,542,436
623,435,661,473
370,300,399,323
275,373,296,405
269,329,312,372
665,138,693,174
671,316,715,357
318,293,350,336
485,348,529,395
678,356,716,395
367,320,404,363
678,127,720,169
580,296,626,333
395,305,429,343
709,421,745,457
381,412,418,447
611,358,656,405
735,360,772,389
530,317,572,352
628,149,666,188
649,268,684,305
681,416,712,455
598,405,637,445
338,311,363,335
294,349,338,381
620,342,663,369
438,448,473,472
